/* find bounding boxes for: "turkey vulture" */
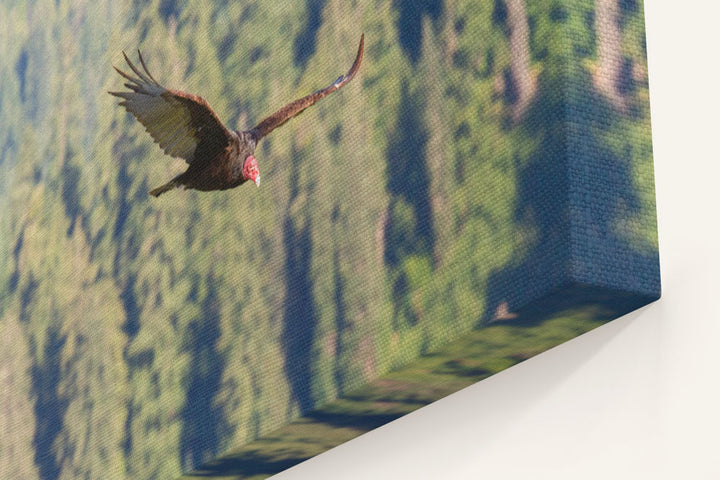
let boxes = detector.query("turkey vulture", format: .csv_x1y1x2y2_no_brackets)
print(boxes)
110,34,364,197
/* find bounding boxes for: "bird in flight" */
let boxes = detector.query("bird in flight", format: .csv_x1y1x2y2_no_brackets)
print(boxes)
110,34,364,197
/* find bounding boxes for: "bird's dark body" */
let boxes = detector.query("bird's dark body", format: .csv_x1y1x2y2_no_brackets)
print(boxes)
178,131,257,192
109,34,364,196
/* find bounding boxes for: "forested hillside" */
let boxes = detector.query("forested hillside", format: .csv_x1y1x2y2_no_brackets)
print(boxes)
0,0,657,478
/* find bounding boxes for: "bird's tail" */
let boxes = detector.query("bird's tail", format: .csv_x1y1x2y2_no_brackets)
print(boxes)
148,179,180,197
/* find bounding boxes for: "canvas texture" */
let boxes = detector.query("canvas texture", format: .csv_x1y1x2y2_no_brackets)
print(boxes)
0,1,659,479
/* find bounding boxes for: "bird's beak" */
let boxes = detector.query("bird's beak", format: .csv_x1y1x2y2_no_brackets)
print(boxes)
254,175,261,187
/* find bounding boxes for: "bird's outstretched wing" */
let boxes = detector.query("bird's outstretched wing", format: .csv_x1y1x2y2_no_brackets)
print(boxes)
109,51,232,165
250,33,364,141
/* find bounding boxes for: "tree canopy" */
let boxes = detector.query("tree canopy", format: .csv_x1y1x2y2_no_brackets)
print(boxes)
0,1,657,478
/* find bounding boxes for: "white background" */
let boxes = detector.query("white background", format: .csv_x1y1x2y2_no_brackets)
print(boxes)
279,2,720,478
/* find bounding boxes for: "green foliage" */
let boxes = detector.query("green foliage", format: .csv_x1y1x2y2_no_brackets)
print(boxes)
0,0,656,478
180,291,631,480
0,315,41,480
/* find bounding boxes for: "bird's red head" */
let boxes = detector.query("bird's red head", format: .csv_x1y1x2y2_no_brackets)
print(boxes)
243,155,260,187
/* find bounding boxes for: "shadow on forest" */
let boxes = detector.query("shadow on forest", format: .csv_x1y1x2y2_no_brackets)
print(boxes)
384,83,434,267
179,275,230,471
186,451,308,478
32,327,68,480
305,409,406,430
394,0,443,64
294,0,326,68
186,409,408,478
61,157,82,236
384,83,435,329
8,231,27,299
481,67,660,324
15,48,28,103
332,251,348,393
281,174,319,413
481,68,571,321
489,284,655,330
159,0,182,23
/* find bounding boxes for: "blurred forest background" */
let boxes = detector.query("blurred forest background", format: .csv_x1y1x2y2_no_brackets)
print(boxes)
0,0,657,478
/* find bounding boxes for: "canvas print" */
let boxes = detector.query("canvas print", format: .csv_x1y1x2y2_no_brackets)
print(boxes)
0,1,659,479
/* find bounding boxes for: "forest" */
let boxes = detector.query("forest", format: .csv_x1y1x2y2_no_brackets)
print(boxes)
0,0,657,478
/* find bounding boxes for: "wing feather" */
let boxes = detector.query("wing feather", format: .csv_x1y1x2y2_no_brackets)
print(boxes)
250,34,364,141
109,51,232,164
